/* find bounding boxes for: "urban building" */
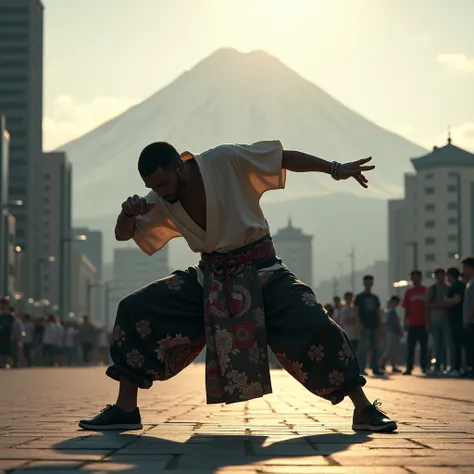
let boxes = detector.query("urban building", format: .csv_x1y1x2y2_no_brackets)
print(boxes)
39,151,72,315
109,246,169,326
0,0,44,299
273,218,313,286
73,227,103,323
70,252,97,319
388,135,474,287
0,115,9,296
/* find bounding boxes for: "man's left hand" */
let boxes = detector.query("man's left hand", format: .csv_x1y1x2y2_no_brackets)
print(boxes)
338,157,375,188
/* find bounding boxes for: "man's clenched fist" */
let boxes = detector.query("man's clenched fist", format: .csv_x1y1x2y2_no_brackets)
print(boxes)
121,195,155,218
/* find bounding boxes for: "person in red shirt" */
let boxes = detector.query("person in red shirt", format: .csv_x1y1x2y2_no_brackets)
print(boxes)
402,270,428,375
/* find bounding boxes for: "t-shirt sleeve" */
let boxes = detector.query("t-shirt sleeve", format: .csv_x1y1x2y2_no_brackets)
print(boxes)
133,191,182,256
228,140,286,197
354,294,362,308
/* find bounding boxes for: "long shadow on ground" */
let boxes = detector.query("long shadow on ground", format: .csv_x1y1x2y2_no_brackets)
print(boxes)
10,431,384,473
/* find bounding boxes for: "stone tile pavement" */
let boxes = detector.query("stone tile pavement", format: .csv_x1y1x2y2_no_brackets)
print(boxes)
0,365,473,473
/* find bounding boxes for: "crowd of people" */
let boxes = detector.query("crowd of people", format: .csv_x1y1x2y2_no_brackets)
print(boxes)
325,257,474,378
0,296,111,369
2,257,474,378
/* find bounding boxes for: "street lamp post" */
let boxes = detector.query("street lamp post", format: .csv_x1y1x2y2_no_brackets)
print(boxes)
348,246,355,292
59,234,87,317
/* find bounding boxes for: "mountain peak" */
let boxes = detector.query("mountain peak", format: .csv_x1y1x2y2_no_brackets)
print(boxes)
193,47,292,80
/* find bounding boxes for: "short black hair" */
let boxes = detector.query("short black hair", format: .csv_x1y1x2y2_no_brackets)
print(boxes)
461,257,474,269
433,267,445,275
363,275,374,281
333,296,341,301
410,270,422,277
390,295,401,303
138,142,181,177
447,267,461,279
344,291,353,299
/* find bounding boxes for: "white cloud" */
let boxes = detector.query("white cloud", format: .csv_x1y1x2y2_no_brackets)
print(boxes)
433,123,474,152
43,95,139,150
436,53,474,74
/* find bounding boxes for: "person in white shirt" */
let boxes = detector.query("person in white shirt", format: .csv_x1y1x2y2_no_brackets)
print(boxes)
23,314,35,367
340,292,361,352
64,322,78,366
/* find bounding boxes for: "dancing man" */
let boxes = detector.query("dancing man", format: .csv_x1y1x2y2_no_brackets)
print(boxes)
79,140,397,432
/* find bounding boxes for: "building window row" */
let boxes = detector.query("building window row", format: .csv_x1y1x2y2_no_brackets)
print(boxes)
425,219,458,228
0,21,28,27
425,252,460,263
0,34,28,41
0,7,28,14
425,185,458,195
0,76,27,83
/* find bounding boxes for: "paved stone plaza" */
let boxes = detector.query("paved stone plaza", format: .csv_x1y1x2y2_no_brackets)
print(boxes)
0,365,473,473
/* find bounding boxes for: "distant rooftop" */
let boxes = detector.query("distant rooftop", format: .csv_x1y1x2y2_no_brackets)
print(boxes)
273,218,313,241
411,132,474,171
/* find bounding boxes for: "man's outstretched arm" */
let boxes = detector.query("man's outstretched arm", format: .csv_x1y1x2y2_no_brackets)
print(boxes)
282,150,375,188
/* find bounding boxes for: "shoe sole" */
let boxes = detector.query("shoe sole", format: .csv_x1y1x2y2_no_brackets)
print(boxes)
352,422,397,432
78,422,143,431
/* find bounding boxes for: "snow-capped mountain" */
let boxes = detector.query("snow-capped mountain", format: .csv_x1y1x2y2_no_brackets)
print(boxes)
57,48,426,220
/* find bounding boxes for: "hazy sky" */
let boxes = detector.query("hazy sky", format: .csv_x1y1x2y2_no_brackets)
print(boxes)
42,0,474,152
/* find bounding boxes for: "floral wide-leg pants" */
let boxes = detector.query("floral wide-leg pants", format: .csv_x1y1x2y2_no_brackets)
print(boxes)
106,267,365,405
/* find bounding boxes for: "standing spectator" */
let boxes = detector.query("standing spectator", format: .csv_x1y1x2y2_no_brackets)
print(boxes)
10,307,25,367
33,316,46,365
340,291,361,351
43,314,57,366
424,268,450,375
97,326,110,365
64,321,78,366
403,270,428,375
354,275,384,376
23,314,35,367
53,319,65,366
461,257,474,378
0,297,15,368
332,296,342,325
380,296,403,373
78,316,96,365
441,267,465,377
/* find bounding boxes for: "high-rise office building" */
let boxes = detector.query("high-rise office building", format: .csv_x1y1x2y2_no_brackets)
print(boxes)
39,152,72,315
0,0,44,298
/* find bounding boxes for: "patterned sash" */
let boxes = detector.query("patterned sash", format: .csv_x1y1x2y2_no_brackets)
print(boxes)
200,235,276,404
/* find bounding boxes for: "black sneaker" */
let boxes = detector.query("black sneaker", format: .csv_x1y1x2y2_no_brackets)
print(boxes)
403,370,412,375
392,367,402,373
352,400,397,432
79,404,143,431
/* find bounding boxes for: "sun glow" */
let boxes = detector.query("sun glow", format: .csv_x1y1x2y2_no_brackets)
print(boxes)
254,0,314,14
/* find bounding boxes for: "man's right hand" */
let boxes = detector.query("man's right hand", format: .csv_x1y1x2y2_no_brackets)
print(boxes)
121,195,155,218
